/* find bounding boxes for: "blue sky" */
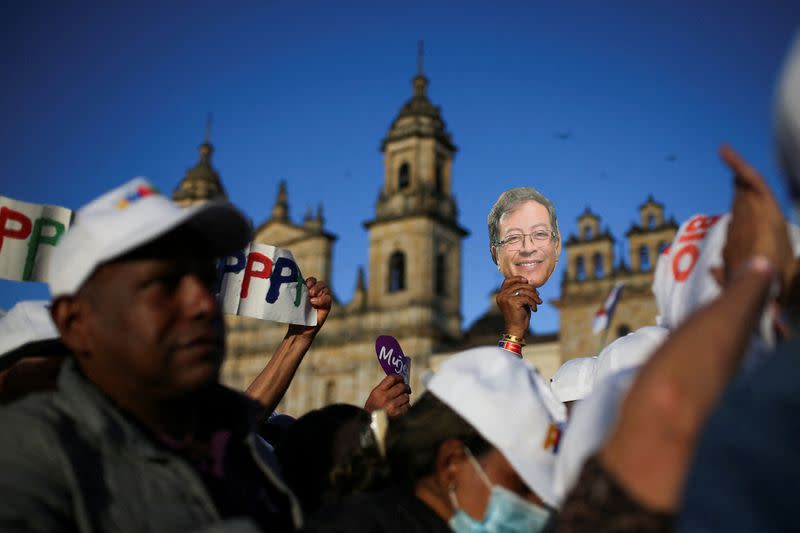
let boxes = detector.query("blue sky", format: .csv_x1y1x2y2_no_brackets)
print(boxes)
1,1,798,333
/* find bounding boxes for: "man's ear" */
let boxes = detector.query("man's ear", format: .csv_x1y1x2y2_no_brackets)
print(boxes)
50,296,91,355
490,245,498,265
434,438,467,489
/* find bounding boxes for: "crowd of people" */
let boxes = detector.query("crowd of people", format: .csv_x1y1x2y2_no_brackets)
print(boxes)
0,34,798,533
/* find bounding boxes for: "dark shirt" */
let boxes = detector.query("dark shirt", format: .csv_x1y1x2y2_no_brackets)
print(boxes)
0,358,301,532
679,338,800,532
160,424,294,532
303,485,451,533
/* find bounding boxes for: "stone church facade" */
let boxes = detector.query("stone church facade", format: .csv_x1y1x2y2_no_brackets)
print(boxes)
171,65,676,417
552,201,677,359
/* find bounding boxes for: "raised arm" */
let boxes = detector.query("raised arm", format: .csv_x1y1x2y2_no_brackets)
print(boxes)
245,277,331,417
599,145,793,512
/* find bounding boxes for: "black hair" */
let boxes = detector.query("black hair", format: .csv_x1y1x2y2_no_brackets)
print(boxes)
386,392,492,487
275,403,390,515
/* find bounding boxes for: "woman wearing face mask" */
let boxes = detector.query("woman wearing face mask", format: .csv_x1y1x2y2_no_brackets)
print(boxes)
402,347,565,533
303,347,566,533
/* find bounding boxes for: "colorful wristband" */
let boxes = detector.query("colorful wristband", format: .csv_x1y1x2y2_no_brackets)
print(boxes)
498,340,523,357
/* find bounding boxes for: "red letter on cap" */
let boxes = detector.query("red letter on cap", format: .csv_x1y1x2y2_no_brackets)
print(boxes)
672,244,700,282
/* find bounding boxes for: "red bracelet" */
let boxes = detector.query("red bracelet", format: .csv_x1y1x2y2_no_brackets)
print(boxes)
498,340,523,357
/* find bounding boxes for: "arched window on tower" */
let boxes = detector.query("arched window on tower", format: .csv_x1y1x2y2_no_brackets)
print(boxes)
575,255,586,281
593,252,605,278
435,253,447,296
388,251,406,292
639,245,651,272
647,213,657,229
435,160,444,194
583,225,593,240
398,162,410,190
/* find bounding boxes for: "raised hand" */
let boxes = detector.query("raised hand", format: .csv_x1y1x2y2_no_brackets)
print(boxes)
496,276,542,338
364,374,411,418
720,145,793,291
287,277,332,340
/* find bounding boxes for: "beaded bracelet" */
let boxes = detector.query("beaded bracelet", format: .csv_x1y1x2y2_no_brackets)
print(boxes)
498,340,523,357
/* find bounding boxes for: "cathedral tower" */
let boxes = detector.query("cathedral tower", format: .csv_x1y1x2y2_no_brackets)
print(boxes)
363,45,468,341
552,197,677,360
172,118,228,207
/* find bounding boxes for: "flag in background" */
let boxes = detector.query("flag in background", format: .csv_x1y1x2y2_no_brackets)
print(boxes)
592,282,625,334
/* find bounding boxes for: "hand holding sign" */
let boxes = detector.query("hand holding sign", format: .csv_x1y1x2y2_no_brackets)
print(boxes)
496,276,541,339
364,374,410,418
217,243,318,326
375,335,411,385
287,277,332,340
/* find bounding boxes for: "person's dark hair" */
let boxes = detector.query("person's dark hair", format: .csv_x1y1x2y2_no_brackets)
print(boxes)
386,392,492,487
275,404,389,515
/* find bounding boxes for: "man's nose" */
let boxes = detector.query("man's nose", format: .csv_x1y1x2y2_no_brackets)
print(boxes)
180,273,220,318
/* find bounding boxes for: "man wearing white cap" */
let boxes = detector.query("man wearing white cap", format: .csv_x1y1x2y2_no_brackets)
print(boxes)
0,179,333,531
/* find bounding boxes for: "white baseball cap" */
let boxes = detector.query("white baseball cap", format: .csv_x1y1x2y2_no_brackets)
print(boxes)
48,178,251,297
552,367,637,506
776,33,800,207
0,300,61,369
550,356,597,403
428,347,567,507
594,326,668,386
652,214,730,330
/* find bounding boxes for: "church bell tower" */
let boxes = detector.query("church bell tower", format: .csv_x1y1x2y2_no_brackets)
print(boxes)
363,43,468,342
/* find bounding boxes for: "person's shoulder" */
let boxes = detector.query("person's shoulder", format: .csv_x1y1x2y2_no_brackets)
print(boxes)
0,390,74,469
0,390,62,438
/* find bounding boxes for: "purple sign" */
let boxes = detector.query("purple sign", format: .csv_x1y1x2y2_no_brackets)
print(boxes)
375,335,410,385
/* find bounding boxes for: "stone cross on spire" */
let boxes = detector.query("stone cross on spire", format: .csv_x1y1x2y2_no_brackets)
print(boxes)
413,40,428,98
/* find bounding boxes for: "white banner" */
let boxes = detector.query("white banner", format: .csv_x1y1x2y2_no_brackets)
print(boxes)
217,243,317,326
0,196,72,283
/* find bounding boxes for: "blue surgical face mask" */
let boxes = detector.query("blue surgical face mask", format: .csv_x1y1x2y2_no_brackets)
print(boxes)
448,449,551,533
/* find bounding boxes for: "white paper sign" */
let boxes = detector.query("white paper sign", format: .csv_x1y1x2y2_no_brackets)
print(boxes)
217,243,317,326
0,196,72,283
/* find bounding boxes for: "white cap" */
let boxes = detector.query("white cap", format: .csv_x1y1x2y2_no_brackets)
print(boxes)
0,300,60,367
653,214,730,330
552,367,637,507
550,356,597,403
594,326,668,385
48,178,251,297
653,212,800,353
776,33,800,204
428,347,567,507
